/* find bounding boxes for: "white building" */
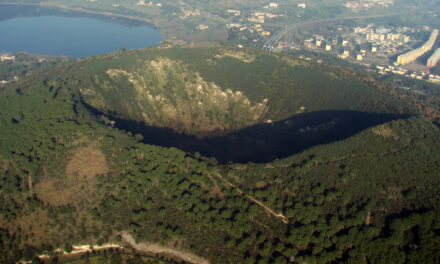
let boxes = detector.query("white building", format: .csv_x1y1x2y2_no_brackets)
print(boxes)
0,55,15,61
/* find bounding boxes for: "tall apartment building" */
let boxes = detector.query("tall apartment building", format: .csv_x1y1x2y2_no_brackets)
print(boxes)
427,48,440,67
396,29,438,65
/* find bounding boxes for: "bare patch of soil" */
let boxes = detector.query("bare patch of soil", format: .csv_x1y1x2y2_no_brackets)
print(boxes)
215,51,256,63
65,146,107,179
35,142,108,206
372,124,398,139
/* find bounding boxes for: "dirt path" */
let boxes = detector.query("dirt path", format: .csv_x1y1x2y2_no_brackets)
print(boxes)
121,232,210,264
205,172,224,199
28,172,33,196
212,172,289,224
39,244,122,258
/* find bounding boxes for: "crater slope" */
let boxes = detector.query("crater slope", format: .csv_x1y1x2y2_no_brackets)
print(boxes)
77,47,410,140
84,57,268,137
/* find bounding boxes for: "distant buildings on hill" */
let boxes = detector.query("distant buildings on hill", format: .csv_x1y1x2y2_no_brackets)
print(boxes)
396,29,438,65
427,48,440,68
0,54,15,61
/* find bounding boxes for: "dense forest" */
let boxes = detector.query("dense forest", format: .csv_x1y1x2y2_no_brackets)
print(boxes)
0,48,440,263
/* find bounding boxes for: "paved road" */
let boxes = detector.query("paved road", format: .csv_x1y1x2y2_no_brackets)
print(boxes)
262,12,409,51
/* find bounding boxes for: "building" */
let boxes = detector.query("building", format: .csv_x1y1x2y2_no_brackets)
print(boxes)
354,27,368,33
269,2,279,8
278,42,289,48
366,33,378,41
227,9,241,16
429,74,440,83
386,33,401,41
227,23,242,28
356,54,363,61
427,48,440,67
297,3,306,8
197,24,209,30
248,15,264,23
392,68,407,75
325,44,332,51
397,29,438,65
376,27,390,34
0,55,15,61
262,31,271,36
339,50,350,59
266,13,280,18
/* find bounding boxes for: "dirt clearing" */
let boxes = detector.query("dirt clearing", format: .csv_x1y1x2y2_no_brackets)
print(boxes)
35,141,108,206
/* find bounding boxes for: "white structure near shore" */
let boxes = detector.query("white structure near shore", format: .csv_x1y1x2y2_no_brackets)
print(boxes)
0,54,15,61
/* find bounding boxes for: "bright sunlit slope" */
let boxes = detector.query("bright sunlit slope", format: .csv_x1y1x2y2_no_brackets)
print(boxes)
78,47,410,137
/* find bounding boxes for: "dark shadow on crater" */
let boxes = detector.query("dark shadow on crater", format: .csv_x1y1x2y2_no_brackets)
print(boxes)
83,101,408,163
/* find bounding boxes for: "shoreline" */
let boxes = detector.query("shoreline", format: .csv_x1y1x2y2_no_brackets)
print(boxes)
0,2,160,30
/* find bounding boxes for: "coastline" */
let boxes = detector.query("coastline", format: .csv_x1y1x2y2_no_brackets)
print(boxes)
0,2,160,29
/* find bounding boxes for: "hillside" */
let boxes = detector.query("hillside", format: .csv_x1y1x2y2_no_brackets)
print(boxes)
76,47,411,162
0,48,440,263
79,48,409,134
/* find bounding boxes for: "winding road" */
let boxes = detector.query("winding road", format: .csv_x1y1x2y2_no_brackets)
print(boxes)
121,231,210,264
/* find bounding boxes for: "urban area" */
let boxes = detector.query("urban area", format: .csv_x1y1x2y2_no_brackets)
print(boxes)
222,2,440,85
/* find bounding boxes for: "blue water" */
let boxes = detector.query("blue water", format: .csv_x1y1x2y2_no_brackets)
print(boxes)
0,16,162,58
